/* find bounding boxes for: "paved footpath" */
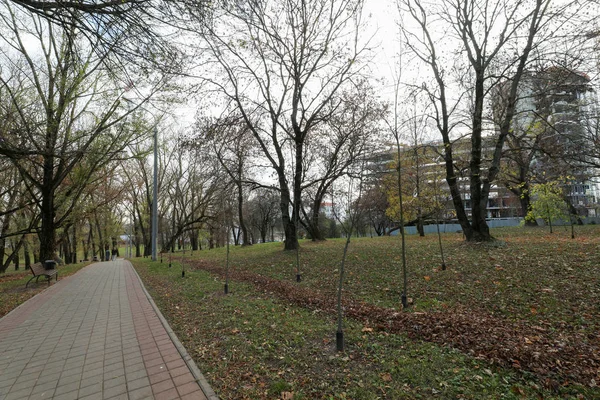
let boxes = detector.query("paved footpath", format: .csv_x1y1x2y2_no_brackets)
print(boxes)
0,260,218,400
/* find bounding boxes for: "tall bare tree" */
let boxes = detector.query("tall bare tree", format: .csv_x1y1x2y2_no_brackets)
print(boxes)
6,0,215,70
197,115,255,246
402,0,597,241
246,188,280,243
301,81,387,241
200,0,372,250
164,140,225,252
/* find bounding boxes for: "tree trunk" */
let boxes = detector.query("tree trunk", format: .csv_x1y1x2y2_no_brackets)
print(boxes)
62,225,72,265
2,235,24,272
279,174,298,250
24,238,31,269
191,229,199,251
83,227,91,260
12,242,19,271
260,229,267,244
0,226,7,273
416,208,424,237
468,72,493,243
445,173,474,239
71,224,77,263
95,216,105,261
144,236,152,257
208,225,215,249
39,191,57,261
414,145,425,237
89,224,96,260
307,198,326,241
135,204,149,257
237,181,250,246
567,202,583,225
63,238,72,265
520,193,537,226
233,226,239,246
0,196,16,271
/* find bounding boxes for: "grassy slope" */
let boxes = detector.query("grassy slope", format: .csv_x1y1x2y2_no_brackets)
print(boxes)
132,225,600,399
178,226,600,332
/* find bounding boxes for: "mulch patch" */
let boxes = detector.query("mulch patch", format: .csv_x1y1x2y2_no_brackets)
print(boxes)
5,286,40,293
184,256,600,389
0,272,29,283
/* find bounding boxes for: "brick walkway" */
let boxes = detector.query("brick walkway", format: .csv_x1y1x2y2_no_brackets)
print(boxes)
0,260,217,400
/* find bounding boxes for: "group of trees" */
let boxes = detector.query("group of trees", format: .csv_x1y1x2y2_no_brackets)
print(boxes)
400,0,599,240
0,0,598,359
1,0,600,272
0,0,166,270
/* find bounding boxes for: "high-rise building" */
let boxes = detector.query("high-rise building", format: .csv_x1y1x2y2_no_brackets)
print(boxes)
505,67,599,216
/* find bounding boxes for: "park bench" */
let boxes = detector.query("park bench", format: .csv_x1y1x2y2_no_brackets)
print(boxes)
25,262,58,288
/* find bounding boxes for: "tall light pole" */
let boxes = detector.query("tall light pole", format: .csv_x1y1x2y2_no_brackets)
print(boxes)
152,126,158,261
129,212,134,258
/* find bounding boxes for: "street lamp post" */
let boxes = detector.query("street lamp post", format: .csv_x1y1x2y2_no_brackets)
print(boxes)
129,213,134,258
152,126,158,261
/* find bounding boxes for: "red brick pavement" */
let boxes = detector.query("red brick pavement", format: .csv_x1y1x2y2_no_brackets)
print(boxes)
0,265,91,338
0,260,215,400
124,264,208,400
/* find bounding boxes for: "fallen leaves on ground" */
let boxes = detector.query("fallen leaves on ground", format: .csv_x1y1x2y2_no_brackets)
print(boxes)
183,256,599,387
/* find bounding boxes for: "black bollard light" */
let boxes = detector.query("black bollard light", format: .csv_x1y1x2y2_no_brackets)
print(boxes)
336,331,344,352
224,283,228,294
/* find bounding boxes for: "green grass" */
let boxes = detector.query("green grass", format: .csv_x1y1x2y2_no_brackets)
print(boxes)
132,225,600,399
177,226,600,332
135,258,577,399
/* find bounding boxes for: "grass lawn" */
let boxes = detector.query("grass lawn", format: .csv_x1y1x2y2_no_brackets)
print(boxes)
131,225,600,399
0,261,91,318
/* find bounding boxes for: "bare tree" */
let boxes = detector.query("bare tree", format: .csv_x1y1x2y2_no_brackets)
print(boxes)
497,66,596,222
6,0,215,71
200,0,372,250
401,0,597,241
247,188,280,244
387,67,410,309
0,166,30,272
163,135,226,252
196,115,256,246
357,182,392,237
332,162,366,351
301,81,387,241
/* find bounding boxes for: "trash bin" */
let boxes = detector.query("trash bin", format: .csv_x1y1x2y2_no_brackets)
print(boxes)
105,250,110,261
44,260,57,270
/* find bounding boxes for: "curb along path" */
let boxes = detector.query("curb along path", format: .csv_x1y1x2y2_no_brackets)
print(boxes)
0,260,217,400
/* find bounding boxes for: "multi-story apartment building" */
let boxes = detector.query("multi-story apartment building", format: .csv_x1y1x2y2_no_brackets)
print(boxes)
372,67,599,226
507,67,599,216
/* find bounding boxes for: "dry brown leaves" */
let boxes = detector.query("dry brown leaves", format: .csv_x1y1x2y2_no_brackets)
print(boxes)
185,257,600,388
